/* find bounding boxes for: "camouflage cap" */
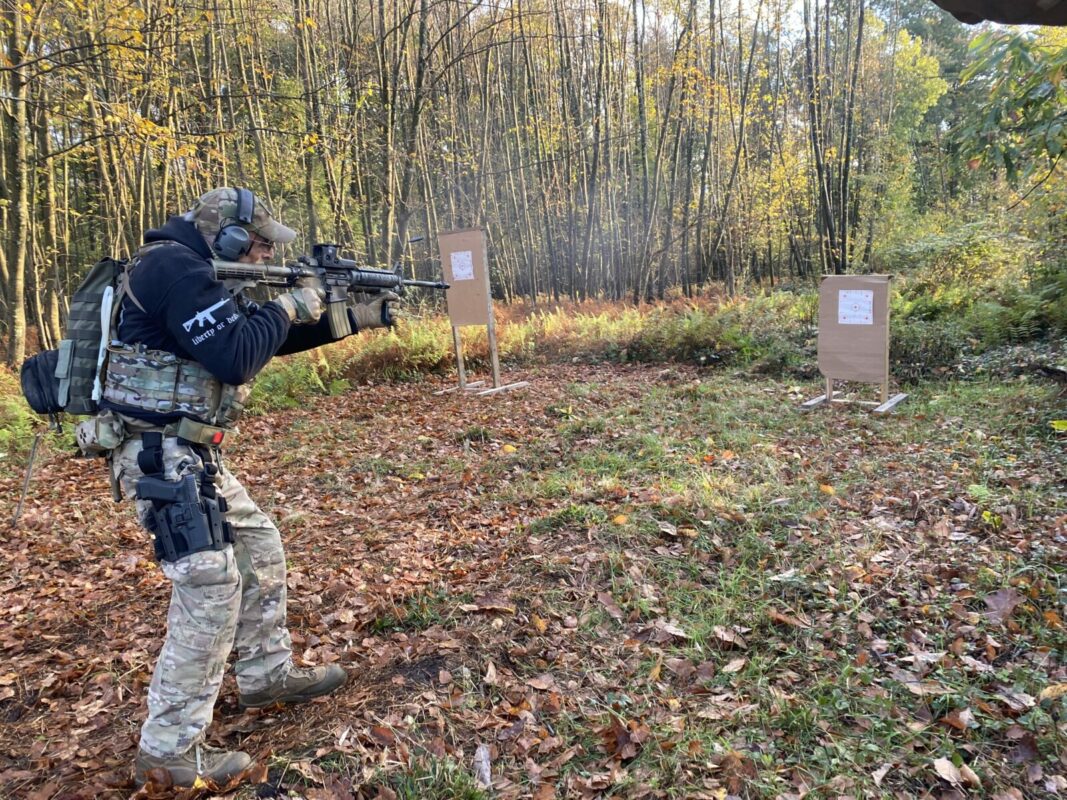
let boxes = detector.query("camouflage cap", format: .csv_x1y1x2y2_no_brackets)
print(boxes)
187,187,297,245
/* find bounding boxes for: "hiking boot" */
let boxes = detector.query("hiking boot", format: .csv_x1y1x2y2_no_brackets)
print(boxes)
238,663,348,709
134,743,251,787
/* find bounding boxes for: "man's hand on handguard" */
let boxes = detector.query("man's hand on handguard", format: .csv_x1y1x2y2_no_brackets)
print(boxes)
352,291,401,330
275,277,326,325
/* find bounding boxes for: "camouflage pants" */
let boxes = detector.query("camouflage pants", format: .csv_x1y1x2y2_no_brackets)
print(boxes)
112,427,293,758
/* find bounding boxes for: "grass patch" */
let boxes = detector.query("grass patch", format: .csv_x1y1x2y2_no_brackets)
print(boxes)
376,757,489,800
369,585,466,634
462,369,1066,798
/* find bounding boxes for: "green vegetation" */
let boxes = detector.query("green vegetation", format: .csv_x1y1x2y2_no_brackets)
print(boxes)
2,240,1064,473
496,374,1061,799
262,363,1060,799
238,244,1065,400
380,758,488,800
0,366,41,461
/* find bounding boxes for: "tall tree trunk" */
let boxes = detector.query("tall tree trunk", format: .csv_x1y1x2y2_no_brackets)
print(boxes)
35,96,62,347
803,0,840,274
4,4,33,365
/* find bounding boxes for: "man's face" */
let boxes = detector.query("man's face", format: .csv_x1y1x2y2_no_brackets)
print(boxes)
238,232,276,264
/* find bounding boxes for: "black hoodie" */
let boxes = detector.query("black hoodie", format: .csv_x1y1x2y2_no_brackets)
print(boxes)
105,216,354,422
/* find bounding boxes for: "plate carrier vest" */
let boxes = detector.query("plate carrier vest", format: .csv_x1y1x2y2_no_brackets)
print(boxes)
103,241,251,429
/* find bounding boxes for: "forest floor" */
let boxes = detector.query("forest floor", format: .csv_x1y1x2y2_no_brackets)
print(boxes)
0,363,1064,800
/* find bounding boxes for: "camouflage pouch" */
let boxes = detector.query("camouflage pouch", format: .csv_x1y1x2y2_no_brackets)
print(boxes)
75,409,126,457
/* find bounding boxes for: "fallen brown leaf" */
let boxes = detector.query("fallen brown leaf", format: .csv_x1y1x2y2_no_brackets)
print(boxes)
983,588,1024,625
1039,683,1067,702
933,757,961,786
939,708,977,731
527,673,556,691
722,657,747,674
596,592,624,622
766,607,811,629
711,625,747,649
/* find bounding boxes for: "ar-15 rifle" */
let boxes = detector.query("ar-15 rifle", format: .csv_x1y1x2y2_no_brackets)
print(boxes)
213,242,449,337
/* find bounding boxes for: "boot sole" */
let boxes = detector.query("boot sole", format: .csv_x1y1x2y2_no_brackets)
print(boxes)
238,673,348,710
134,756,252,787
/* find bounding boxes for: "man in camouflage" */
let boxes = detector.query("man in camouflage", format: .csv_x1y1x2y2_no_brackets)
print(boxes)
92,188,397,788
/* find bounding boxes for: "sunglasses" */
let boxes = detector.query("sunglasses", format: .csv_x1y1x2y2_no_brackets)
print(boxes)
249,235,276,252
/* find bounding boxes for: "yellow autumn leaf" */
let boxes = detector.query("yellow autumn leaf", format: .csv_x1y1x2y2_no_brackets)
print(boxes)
531,614,548,634
613,514,629,525
1039,683,1067,702
648,658,662,681
501,444,517,454
819,484,836,495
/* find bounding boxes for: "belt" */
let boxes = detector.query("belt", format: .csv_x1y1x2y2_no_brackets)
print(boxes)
163,417,230,447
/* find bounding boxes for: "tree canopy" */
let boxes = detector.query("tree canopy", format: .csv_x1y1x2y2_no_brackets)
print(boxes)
1,0,1064,365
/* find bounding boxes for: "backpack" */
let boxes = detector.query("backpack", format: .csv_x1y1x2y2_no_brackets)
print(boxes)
20,257,128,417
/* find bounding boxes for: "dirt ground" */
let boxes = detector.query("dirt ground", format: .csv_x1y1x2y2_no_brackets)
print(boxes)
0,364,1063,799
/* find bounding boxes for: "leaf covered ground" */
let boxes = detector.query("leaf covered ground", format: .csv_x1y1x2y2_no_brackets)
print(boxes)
0,364,1064,800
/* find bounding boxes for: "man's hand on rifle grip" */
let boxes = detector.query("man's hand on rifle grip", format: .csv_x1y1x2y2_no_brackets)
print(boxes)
276,277,326,325
295,275,326,299
352,290,401,331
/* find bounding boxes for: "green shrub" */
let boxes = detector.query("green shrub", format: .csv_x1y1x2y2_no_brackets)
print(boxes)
891,231,1061,352
337,321,456,381
626,306,735,364
885,223,1027,284
962,292,1046,347
539,291,819,374
890,317,969,381
0,366,44,464
531,303,648,362
748,332,812,376
246,350,354,413
1033,261,1067,334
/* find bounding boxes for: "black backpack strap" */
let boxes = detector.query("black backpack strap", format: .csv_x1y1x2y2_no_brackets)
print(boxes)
121,240,198,318
118,267,148,316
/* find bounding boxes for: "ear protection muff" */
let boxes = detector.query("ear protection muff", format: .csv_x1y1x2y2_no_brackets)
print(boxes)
212,187,255,260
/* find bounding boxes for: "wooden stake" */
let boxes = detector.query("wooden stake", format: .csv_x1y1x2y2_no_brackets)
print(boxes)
486,305,502,389
873,392,909,415
452,325,467,390
477,381,530,396
13,432,43,526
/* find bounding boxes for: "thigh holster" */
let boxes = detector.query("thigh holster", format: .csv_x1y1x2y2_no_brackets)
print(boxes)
135,432,235,563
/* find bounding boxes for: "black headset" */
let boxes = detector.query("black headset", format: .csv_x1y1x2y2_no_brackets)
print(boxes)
212,187,255,260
